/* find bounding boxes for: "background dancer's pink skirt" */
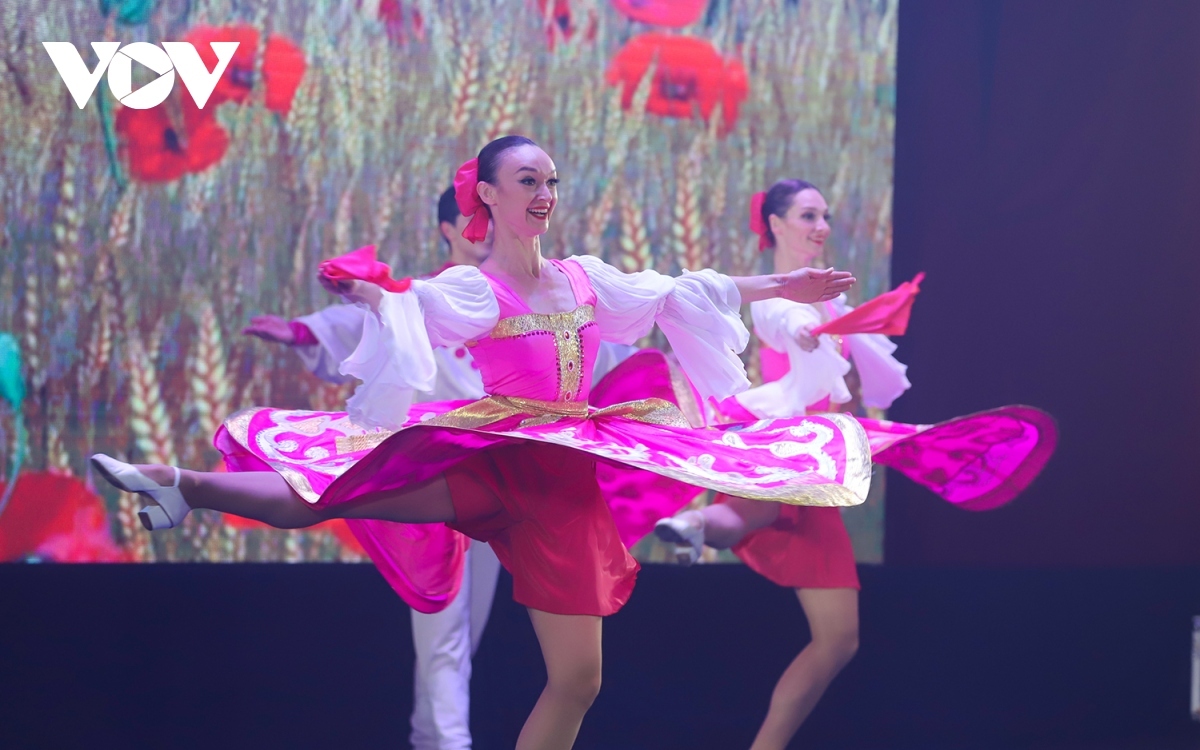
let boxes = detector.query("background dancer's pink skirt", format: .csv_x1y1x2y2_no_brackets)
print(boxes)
727,502,861,590
714,398,1057,589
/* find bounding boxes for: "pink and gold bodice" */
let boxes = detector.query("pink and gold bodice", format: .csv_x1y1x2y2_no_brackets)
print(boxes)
468,259,601,404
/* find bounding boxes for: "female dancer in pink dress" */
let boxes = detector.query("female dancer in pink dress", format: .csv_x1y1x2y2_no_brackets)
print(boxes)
90,138,867,750
654,178,1056,750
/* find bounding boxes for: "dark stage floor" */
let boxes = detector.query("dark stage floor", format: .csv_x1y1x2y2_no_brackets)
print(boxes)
2,563,1198,749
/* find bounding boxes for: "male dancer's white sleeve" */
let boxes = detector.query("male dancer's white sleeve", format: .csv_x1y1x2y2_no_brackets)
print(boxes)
292,304,367,384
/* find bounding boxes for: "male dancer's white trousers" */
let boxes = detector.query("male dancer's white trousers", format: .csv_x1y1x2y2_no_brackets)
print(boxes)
409,540,502,750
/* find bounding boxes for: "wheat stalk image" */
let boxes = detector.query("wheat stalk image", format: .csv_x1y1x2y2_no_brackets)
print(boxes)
0,0,897,562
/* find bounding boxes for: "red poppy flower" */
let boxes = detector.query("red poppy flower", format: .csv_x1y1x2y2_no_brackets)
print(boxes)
326,519,368,557
610,0,708,28
182,25,307,114
36,505,127,563
606,33,749,133
538,0,576,48
374,0,425,43
219,512,274,532
115,97,229,182
0,472,120,561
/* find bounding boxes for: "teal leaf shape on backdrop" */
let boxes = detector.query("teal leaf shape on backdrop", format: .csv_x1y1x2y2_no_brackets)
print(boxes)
100,0,155,26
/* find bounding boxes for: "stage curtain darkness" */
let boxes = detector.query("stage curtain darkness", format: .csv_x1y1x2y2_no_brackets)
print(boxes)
888,0,1200,566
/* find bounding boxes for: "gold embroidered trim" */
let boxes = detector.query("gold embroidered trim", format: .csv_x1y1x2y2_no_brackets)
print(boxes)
556,325,584,402
665,354,706,428
491,305,595,339
502,395,590,417
592,398,691,428
224,408,255,447
220,408,323,503
415,395,687,432
423,395,590,431
826,411,873,500
518,413,566,429
421,398,522,430
334,431,396,454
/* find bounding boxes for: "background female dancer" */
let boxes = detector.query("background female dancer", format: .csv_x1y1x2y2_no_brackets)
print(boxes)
655,178,1056,750
656,180,864,750
91,138,862,750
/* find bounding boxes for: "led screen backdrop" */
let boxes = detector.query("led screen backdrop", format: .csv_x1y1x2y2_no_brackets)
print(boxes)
0,0,896,563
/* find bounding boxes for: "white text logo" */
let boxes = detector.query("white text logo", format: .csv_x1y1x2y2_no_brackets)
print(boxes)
42,41,240,110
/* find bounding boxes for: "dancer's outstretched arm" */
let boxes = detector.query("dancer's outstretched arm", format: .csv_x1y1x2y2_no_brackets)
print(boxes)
731,267,855,304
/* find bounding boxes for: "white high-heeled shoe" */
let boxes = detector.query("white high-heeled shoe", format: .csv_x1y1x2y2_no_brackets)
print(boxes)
90,454,191,530
653,512,705,566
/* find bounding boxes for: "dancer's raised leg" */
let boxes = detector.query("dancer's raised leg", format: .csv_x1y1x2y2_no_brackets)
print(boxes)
516,609,603,750
91,455,455,529
749,587,859,750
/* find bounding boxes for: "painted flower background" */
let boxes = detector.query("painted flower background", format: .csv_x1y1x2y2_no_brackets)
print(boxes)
0,0,895,563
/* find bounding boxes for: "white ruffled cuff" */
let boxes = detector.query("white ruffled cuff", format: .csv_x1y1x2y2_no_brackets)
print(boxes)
846,333,911,409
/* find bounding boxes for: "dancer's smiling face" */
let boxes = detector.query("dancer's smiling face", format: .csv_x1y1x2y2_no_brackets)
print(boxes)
478,144,558,239
770,188,831,264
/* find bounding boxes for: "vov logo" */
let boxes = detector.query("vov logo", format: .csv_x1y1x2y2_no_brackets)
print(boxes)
42,41,240,110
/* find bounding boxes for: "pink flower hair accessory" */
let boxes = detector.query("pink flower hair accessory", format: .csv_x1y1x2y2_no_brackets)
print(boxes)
749,191,769,251
453,158,490,243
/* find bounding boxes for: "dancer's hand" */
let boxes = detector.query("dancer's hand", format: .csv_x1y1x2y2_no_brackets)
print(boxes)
319,272,383,311
778,267,855,304
796,327,820,352
318,271,354,296
242,315,295,345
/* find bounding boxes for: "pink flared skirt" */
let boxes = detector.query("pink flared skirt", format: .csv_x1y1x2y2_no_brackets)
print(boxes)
215,354,871,616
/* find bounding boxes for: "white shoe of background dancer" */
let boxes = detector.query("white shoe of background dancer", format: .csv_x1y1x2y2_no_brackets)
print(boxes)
653,511,705,566
90,454,191,530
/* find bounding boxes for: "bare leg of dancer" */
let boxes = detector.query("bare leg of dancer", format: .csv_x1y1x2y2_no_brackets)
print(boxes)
109,464,601,750
749,588,859,750
517,610,603,750
126,465,455,526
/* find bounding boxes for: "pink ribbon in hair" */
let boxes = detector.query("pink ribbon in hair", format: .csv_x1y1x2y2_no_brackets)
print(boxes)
748,191,769,251
453,158,490,243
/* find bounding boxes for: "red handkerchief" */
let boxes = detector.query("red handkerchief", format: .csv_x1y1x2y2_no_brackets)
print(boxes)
812,272,925,336
318,245,412,293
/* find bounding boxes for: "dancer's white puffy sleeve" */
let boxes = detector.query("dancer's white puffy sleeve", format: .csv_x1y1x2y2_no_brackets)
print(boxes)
819,295,909,408
573,255,750,402
737,299,852,418
341,266,499,429
293,304,367,384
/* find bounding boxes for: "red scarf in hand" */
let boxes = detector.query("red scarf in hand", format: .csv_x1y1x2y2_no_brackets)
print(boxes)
318,245,413,293
812,272,925,337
